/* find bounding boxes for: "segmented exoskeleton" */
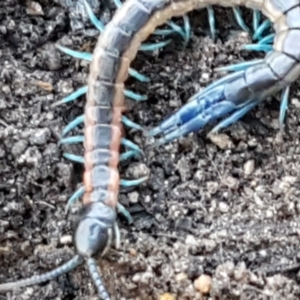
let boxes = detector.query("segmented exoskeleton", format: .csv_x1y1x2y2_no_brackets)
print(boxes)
0,0,293,299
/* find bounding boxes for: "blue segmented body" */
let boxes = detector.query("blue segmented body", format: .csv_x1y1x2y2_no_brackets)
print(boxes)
0,0,296,299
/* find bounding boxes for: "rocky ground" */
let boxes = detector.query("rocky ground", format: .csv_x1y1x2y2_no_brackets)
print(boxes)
1,1,300,299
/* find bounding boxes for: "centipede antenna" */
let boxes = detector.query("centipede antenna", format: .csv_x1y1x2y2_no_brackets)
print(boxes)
0,255,84,291
87,258,111,300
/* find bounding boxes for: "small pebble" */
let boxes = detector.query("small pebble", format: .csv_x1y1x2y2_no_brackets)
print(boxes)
26,0,44,15
159,293,176,300
194,274,212,294
129,248,137,257
244,159,255,175
0,147,5,158
223,176,239,189
60,235,72,245
175,272,188,282
128,191,139,204
208,133,233,149
12,140,28,157
218,201,230,213
30,128,51,145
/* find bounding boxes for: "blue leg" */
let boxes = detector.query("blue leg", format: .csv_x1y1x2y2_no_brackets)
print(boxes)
183,15,191,46
152,18,191,43
117,203,133,224
124,89,148,101
120,150,139,161
121,116,143,131
63,153,85,164
85,0,190,47
60,137,143,154
61,114,143,139
59,135,84,145
121,138,143,155
56,45,150,83
242,12,273,48
152,29,178,36
206,6,265,41
82,0,105,31
232,7,250,33
209,99,260,134
52,86,88,107
253,19,272,41
62,115,84,137
166,16,191,45
85,0,170,45
112,0,190,43
65,186,85,213
206,6,216,41
279,86,290,131
53,86,147,108
64,150,139,165
113,222,121,248
139,40,172,52
56,45,93,61
258,33,275,45
113,0,122,7
252,10,261,34
127,68,150,83
64,185,134,224
242,43,273,52
120,176,148,187
215,59,264,72
231,9,271,43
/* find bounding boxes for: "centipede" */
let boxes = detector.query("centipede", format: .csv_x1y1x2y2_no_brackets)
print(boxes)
1,0,299,299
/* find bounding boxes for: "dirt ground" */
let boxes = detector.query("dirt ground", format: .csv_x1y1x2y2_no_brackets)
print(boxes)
1,1,300,299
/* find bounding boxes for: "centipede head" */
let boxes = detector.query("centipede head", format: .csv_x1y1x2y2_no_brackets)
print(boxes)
74,202,117,299
0,202,116,300
74,202,116,258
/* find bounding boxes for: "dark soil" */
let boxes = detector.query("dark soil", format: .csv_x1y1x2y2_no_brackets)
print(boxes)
1,1,300,300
